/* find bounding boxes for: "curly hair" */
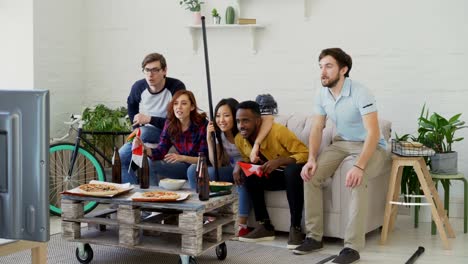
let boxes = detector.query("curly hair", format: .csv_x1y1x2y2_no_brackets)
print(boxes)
165,90,207,139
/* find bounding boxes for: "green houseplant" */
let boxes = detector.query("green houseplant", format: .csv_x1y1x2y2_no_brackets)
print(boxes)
179,0,204,12
211,8,221,24
417,105,467,174
398,104,466,201
81,104,131,166
179,0,204,24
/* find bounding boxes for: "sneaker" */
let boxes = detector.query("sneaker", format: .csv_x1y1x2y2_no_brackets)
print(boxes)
332,248,360,264
238,225,275,242
238,226,251,237
292,237,323,255
287,226,305,249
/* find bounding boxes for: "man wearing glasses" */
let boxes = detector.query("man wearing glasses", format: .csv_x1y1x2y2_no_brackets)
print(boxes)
119,52,185,184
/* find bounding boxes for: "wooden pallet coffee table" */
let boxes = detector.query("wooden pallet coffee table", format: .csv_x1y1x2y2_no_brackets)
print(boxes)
61,187,238,264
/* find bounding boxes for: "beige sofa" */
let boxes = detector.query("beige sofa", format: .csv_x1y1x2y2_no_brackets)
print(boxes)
248,114,392,239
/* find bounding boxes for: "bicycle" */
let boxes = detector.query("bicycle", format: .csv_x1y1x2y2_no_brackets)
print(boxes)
49,114,130,215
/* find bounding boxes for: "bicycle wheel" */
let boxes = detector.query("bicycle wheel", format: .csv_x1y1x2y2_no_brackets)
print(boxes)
49,143,105,215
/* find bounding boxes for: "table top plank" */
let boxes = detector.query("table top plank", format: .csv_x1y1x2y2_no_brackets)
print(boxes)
61,186,237,212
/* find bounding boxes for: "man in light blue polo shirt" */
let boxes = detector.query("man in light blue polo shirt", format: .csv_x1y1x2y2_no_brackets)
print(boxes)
293,48,389,264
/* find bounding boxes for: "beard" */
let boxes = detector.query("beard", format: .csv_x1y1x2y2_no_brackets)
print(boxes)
321,74,340,88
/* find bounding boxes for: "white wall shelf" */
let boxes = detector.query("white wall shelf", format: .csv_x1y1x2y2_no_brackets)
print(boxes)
187,24,266,54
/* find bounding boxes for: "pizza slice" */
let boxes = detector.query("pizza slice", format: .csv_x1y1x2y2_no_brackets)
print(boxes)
78,183,121,196
142,191,180,200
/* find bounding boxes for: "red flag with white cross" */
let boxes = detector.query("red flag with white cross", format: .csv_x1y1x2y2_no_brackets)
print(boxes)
237,161,267,178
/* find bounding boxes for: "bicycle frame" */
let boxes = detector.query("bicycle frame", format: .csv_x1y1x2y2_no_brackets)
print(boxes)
68,127,113,176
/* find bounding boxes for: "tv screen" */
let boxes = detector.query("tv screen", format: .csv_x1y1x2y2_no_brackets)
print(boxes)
0,89,49,242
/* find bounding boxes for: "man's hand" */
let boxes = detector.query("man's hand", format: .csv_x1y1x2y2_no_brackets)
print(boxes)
345,166,364,188
261,159,282,175
301,160,317,182
132,113,151,126
233,165,243,185
250,143,260,163
164,153,184,163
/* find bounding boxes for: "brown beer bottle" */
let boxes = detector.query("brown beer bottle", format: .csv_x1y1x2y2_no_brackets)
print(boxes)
195,152,204,193
139,151,150,189
111,146,122,183
198,154,210,201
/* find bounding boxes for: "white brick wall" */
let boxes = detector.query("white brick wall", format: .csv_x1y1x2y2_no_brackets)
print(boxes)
0,0,34,89
34,0,84,136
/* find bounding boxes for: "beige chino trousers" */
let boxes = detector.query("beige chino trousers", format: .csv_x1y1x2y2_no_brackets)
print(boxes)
304,137,388,251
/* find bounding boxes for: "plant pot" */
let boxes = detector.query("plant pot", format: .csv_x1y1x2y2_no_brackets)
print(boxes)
213,16,221,24
225,6,235,24
430,152,458,174
193,11,202,25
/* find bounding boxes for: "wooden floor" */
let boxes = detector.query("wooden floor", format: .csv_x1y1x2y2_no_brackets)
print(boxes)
257,215,467,263
50,214,468,264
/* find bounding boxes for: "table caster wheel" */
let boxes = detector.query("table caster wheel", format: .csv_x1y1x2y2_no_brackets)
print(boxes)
75,243,93,264
179,255,198,264
216,242,227,260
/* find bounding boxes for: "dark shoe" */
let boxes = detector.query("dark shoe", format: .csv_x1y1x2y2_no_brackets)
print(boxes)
238,224,275,242
292,237,323,255
332,248,360,264
287,226,305,249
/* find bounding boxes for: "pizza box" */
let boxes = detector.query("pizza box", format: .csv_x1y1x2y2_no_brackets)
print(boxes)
62,180,134,197
129,191,191,202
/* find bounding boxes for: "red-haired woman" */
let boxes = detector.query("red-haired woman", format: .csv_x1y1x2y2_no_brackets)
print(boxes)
137,90,208,185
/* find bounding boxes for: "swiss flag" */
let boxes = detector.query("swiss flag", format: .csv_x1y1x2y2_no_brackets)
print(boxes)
237,161,267,178
128,128,144,171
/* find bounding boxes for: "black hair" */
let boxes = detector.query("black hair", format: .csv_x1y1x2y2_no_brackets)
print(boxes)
213,98,239,166
319,48,352,77
237,100,261,117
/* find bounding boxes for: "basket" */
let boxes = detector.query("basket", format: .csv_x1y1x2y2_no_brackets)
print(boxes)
391,139,435,157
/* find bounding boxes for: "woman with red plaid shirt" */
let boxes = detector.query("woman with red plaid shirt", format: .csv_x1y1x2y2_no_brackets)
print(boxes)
141,90,208,186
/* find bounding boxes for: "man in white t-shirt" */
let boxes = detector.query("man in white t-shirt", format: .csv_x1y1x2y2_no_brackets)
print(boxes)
119,53,185,184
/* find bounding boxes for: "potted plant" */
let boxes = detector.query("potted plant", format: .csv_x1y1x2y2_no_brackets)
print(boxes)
82,104,131,166
179,0,204,24
211,8,221,24
417,105,467,174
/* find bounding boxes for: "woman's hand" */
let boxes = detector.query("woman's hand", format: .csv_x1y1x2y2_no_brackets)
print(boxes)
206,121,215,141
250,142,260,163
164,153,185,163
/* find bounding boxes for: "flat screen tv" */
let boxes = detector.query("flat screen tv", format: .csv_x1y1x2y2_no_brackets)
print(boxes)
0,89,49,242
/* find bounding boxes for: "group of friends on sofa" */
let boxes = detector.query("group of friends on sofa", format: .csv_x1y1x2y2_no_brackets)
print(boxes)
117,48,388,264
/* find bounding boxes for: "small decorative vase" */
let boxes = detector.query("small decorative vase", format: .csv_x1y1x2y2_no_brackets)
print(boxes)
213,16,221,24
193,11,202,25
225,6,235,24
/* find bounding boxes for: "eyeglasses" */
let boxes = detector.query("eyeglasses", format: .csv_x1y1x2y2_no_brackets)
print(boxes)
142,67,162,74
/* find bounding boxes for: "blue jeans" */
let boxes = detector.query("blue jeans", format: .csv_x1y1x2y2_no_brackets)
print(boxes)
119,125,161,184
187,165,251,217
149,160,190,186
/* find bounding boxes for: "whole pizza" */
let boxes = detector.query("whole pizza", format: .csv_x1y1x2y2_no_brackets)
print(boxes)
79,183,121,196
142,191,180,200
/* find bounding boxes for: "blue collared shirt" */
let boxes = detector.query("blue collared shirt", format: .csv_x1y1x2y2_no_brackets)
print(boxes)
314,78,386,148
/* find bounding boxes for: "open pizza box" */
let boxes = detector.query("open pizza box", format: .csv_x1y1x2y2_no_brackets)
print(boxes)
129,191,191,202
62,180,134,197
